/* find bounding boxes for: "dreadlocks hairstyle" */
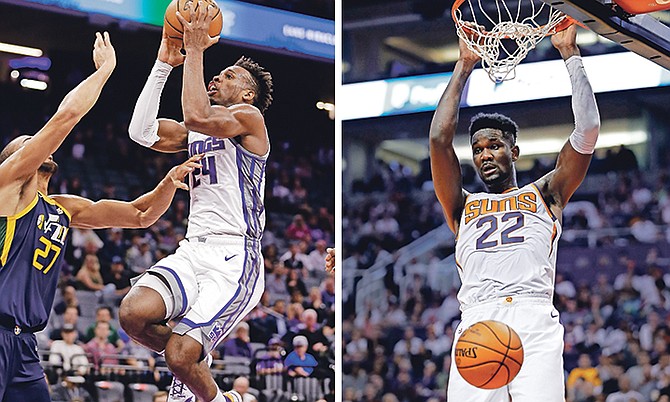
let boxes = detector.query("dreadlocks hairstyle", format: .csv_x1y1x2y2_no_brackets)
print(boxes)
234,56,273,115
469,113,519,145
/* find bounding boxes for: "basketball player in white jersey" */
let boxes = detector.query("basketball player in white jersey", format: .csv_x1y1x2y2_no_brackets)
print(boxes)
430,25,599,401
119,5,272,402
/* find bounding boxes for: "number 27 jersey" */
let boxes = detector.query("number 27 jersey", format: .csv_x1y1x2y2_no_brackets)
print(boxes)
454,183,562,307
0,192,70,330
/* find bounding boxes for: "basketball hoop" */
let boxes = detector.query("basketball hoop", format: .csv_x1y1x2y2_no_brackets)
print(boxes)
452,0,575,82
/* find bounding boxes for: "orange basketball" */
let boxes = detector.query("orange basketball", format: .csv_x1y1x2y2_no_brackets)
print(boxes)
454,320,524,389
164,0,223,43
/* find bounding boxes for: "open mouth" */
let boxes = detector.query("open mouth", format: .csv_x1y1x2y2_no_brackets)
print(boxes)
482,164,497,175
207,82,217,96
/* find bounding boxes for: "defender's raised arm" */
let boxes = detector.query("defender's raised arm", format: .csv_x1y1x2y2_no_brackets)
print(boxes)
0,32,115,187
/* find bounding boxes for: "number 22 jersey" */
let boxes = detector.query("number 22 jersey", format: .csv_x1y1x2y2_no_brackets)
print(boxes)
0,192,70,330
454,183,562,308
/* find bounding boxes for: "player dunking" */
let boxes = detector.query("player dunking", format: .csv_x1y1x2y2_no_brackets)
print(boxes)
430,25,599,401
120,4,272,402
0,33,201,401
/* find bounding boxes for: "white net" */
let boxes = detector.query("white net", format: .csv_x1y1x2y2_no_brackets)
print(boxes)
453,0,570,82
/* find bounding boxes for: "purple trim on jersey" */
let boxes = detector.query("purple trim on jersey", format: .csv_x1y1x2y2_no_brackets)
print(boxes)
218,243,262,337
152,266,188,317
257,164,266,215
235,147,253,238
213,243,255,334
249,159,259,236
179,242,259,328
228,137,269,162
230,138,266,239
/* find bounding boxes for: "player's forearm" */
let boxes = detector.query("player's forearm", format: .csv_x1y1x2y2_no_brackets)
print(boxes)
27,65,113,163
566,55,600,154
130,174,179,228
181,51,213,127
58,64,114,120
429,60,475,144
128,60,173,147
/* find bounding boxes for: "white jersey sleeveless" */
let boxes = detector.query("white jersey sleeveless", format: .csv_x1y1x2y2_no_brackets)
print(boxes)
454,183,562,308
186,131,268,240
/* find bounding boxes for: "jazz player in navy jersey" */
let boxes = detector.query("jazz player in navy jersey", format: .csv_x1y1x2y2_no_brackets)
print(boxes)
430,25,600,402
0,33,202,401
121,4,272,402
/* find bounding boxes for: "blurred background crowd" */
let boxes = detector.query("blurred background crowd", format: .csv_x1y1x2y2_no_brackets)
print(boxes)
342,151,670,402
0,0,334,400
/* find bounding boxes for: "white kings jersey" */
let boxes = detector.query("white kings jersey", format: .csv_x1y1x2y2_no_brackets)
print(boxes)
454,183,562,308
186,131,268,240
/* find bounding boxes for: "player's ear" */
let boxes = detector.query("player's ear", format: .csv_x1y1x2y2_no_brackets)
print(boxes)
511,145,520,162
242,89,255,103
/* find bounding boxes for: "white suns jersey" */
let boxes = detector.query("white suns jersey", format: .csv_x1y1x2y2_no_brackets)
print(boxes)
186,131,268,240
454,183,562,307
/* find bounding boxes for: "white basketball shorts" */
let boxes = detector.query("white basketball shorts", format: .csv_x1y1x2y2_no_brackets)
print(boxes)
131,236,265,354
448,295,565,402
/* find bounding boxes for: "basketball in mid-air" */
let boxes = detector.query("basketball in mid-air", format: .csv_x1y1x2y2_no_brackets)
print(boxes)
454,320,524,389
164,0,223,43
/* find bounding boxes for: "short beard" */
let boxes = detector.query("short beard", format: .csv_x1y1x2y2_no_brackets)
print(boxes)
39,160,58,175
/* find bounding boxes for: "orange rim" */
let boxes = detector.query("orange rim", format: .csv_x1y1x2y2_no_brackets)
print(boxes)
451,0,583,38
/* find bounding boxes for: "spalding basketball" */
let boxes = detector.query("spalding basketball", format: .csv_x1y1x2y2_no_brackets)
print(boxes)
164,0,223,43
454,320,524,389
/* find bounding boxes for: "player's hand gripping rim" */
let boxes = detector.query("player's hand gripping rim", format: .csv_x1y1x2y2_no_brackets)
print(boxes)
168,154,204,190
176,1,220,53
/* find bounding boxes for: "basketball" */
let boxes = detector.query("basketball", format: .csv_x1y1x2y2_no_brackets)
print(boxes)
164,0,223,43
454,320,524,389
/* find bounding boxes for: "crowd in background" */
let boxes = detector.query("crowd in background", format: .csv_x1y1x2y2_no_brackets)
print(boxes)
0,115,335,401
342,145,670,402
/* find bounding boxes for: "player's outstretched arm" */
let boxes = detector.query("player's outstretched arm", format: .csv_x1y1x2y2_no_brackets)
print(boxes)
429,38,479,233
51,154,203,229
128,28,189,153
537,25,600,210
0,32,115,186
176,4,268,153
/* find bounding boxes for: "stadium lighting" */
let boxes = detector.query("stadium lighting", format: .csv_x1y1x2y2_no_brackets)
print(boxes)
453,130,648,160
0,42,43,57
20,79,48,91
10,70,19,79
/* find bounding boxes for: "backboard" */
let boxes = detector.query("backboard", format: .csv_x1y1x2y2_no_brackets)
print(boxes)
539,0,670,70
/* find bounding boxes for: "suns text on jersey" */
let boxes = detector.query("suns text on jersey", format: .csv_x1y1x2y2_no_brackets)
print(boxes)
464,191,538,224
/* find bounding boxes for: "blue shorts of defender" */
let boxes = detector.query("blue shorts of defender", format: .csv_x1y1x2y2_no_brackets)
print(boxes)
0,326,50,402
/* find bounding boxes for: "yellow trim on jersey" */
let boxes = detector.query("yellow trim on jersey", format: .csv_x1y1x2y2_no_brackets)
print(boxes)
530,183,556,221
0,217,16,266
0,193,39,220
454,258,464,272
39,192,72,220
